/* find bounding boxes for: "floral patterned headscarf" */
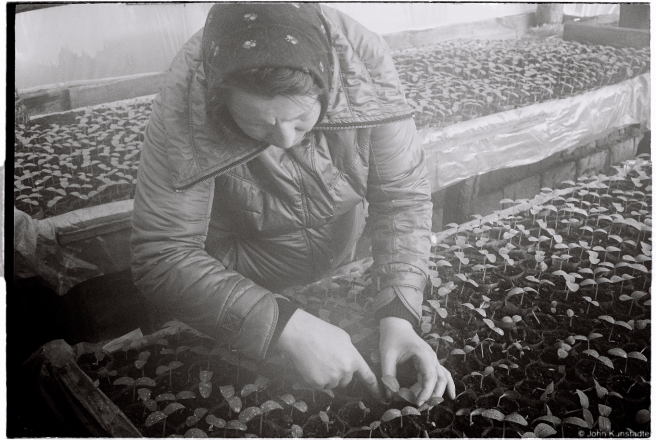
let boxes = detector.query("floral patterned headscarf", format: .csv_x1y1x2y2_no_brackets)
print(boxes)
202,3,333,122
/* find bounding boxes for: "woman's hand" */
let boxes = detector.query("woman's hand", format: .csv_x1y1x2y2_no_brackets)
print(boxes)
274,309,382,397
379,316,456,406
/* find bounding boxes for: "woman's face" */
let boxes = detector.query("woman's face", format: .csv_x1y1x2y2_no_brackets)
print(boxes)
226,89,322,150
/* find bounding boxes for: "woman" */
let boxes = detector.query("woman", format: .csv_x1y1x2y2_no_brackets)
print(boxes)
131,3,454,406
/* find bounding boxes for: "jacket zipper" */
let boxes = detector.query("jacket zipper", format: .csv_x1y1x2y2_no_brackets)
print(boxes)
173,113,413,192
173,145,268,193
314,113,413,130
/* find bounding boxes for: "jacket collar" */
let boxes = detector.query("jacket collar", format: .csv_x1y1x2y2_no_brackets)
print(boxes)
165,6,412,191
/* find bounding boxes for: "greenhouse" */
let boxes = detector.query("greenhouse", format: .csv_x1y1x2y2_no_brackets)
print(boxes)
10,3,651,438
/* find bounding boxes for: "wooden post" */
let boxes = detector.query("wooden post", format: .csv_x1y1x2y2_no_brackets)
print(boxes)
536,4,564,26
619,4,650,30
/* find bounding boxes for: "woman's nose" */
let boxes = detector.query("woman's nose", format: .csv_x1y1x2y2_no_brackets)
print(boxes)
270,122,297,150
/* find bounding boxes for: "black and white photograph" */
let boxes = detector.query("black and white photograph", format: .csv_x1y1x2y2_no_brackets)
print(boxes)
9,2,651,438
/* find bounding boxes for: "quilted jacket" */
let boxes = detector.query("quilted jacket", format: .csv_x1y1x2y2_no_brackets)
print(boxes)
130,5,432,361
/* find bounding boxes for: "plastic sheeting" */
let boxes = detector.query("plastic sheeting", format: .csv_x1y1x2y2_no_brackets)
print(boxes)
14,3,538,90
328,3,536,35
13,3,621,90
14,75,650,294
563,4,620,17
14,208,102,295
421,73,651,191
15,3,214,90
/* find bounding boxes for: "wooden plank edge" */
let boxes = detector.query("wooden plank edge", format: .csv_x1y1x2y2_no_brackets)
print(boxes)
563,21,650,49
37,339,142,437
58,217,133,244
37,199,134,244
20,72,164,115
433,186,577,243
57,363,143,437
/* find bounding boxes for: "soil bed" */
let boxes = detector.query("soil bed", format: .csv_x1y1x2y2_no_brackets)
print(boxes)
74,158,651,437
14,37,649,217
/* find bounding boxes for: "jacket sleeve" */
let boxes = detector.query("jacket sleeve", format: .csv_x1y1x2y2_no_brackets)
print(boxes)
367,118,433,326
130,93,279,362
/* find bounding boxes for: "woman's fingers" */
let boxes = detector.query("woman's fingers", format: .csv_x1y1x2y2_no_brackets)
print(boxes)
413,351,438,406
353,356,382,398
441,367,457,400
275,309,381,395
431,364,452,400
378,316,456,406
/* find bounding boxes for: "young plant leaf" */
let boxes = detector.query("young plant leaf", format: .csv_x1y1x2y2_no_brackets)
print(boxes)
163,402,185,416
238,406,261,424
534,423,558,437
504,413,527,426
145,411,166,427
381,408,402,422
381,375,400,393
176,391,196,400
184,428,207,438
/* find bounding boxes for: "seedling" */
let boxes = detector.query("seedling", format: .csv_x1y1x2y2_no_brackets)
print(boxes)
455,273,479,295
145,402,185,437
426,333,454,355
566,309,576,326
454,251,470,273
467,366,494,391
552,270,582,300
498,246,515,271
462,298,489,322
483,318,504,336
450,345,476,364
505,286,537,307
426,299,448,323
437,280,456,307
380,406,419,430
278,393,308,421
219,385,243,417
582,296,599,314
381,375,418,404
470,408,528,438
134,351,150,376
155,360,183,388
599,315,633,342
184,408,208,430
358,421,382,439
619,290,648,315
239,400,284,436
418,396,444,423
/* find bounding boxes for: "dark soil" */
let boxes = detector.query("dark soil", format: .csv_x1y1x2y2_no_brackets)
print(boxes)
70,160,651,437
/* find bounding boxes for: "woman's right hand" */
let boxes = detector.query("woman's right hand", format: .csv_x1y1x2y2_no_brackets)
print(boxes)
274,309,382,397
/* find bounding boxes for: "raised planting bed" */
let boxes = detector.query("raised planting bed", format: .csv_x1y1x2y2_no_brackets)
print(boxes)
32,157,651,437
14,96,152,219
394,38,649,128
14,37,650,218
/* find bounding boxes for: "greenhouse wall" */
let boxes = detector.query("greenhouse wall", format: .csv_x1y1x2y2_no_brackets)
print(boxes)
15,3,540,91
433,124,647,229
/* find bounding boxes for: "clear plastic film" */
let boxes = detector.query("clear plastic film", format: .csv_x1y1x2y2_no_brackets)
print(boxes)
13,201,131,295
420,73,650,191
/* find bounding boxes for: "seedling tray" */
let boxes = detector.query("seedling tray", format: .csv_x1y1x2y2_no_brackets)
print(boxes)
32,157,652,437
14,38,650,218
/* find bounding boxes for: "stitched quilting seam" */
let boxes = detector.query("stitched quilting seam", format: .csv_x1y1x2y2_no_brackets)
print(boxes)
351,49,382,110
187,64,201,174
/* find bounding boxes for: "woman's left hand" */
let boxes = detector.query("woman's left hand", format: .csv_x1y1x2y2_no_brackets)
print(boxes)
379,316,456,406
